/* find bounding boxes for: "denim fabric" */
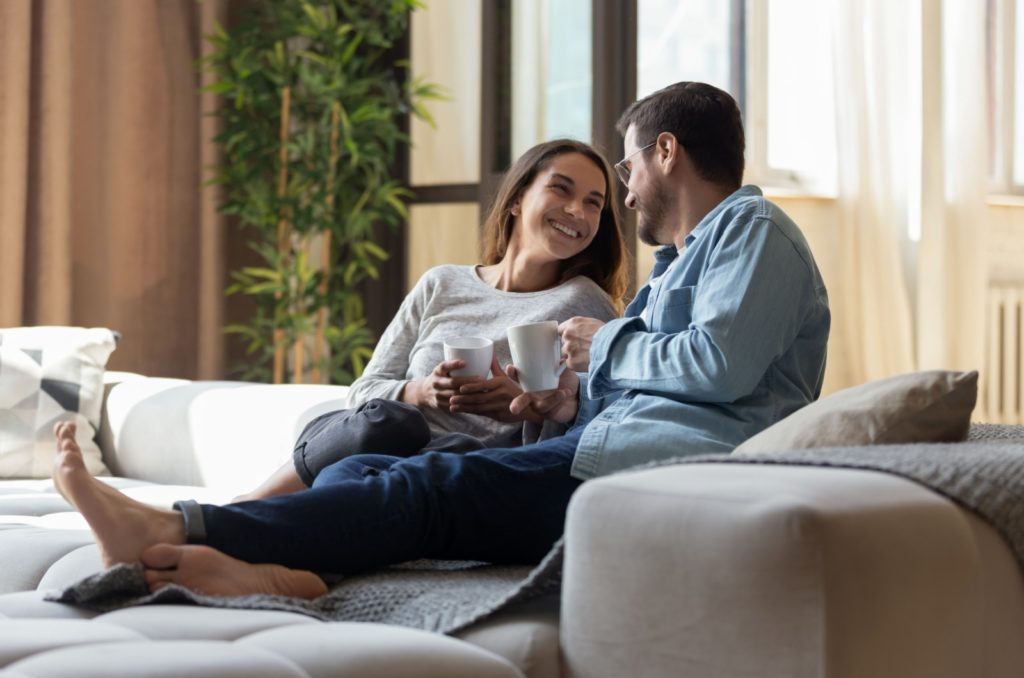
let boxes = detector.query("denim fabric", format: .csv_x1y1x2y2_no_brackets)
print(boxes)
292,399,486,486
199,427,584,573
570,186,830,479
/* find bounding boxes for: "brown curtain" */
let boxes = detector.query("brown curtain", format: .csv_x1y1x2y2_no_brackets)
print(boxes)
0,0,229,379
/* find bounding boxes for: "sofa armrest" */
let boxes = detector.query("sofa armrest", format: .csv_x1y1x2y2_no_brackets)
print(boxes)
98,378,349,496
560,462,1024,678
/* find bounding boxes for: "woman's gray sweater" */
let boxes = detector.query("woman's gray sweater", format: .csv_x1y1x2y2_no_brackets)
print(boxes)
347,265,618,449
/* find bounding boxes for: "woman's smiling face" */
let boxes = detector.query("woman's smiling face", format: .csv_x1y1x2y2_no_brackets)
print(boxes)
509,152,606,262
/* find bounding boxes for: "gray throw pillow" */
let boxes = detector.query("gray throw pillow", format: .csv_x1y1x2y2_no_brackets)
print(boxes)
735,370,978,454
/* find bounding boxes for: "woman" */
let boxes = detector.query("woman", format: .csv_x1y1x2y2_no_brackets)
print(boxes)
236,138,629,501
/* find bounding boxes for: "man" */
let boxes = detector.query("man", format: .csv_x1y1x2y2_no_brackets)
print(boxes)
52,82,829,598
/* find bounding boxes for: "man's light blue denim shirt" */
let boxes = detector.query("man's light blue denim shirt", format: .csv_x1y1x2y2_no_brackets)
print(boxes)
570,185,830,480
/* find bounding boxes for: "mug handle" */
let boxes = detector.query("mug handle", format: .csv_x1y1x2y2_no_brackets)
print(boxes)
553,337,567,377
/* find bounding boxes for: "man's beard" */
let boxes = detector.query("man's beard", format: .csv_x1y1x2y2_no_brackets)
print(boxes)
636,181,670,246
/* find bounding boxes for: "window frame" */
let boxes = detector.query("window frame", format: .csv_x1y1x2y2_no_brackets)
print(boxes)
989,0,1024,195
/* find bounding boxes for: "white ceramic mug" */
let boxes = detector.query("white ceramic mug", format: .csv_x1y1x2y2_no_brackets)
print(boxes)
443,336,494,378
507,320,566,392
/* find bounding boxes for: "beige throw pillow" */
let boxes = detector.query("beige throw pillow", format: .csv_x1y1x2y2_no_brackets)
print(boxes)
0,327,117,477
734,370,978,454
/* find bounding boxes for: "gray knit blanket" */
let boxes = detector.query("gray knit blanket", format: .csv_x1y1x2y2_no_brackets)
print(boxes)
47,423,1024,635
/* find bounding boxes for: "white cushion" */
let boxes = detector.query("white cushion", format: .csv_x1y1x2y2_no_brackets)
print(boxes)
239,622,523,678
0,619,143,665
95,606,317,641
5,640,309,677
0,590,98,619
0,613,526,677
101,378,349,494
454,596,561,678
36,544,104,590
0,327,117,478
0,526,96,594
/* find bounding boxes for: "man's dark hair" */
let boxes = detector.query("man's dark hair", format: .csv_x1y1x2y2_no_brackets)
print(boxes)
616,82,745,189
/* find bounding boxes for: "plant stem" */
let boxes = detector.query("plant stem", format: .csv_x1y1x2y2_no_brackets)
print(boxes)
274,85,292,385
312,101,341,383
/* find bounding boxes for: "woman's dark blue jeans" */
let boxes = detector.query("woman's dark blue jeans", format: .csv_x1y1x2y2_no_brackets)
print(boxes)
188,427,585,574
291,399,488,486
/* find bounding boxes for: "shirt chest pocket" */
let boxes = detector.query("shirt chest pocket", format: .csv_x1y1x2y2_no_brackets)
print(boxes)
654,285,695,334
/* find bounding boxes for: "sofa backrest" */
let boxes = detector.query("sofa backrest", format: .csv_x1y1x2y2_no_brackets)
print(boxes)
98,374,350,495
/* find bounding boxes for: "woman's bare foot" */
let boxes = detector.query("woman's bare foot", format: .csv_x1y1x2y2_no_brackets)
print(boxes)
52,421,187,567
141,543,327,599
232,460,308,503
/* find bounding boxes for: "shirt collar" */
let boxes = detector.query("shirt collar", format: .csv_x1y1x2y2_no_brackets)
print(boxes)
684,184,762,248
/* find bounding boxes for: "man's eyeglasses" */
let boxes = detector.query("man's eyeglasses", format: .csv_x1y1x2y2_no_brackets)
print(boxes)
614,142,656,187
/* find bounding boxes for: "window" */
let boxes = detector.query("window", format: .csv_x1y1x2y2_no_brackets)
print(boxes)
637,0,733,98
511,0,592,159
1017,0,1024,187
407,0,483,291
989,0,1024,193
746,0,837,194
637,0,838,194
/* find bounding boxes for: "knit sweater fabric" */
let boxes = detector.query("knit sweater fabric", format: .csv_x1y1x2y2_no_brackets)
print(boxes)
346,265,617,448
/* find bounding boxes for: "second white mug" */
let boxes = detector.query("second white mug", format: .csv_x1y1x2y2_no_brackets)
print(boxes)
507,320,566,392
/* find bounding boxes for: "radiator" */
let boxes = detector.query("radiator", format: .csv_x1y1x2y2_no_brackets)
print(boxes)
983,287,1023,424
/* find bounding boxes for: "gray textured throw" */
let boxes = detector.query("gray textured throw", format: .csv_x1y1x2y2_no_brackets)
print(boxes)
47,424,1024,634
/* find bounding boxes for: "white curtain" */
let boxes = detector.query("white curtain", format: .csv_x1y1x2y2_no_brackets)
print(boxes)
916,0,989,375
830,0,990,387
831,0,917,386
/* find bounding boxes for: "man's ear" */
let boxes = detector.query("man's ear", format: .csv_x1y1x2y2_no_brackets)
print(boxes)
655,131,680,176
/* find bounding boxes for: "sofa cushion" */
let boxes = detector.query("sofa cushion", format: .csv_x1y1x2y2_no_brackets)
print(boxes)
734,370,978,453
0,614,526,677
0,526,96,594
100,378,350,494
0,619,143,665
5,640,310,677
455,595,561,678
0,590,99,619
0,327,118,478
95,606,317,642
239,622,524,677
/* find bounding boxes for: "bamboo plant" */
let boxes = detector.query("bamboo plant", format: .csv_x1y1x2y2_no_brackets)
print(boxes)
201,0,440,384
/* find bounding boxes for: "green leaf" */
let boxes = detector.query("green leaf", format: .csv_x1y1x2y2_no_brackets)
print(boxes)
239,266,282,281
362,241,389,260
245,281,285,295
296,50,332,68
301,2,329,31
383,192,408,219
200,80,235,95
339,33,363,67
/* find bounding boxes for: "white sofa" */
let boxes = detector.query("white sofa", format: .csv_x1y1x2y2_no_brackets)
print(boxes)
0,372,1022,677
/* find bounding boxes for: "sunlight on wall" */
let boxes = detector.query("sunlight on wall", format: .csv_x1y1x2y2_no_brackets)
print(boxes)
409,0,481,186
406,204,481,291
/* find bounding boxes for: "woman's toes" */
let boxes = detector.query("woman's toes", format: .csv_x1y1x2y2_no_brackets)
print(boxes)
55,421,76,441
